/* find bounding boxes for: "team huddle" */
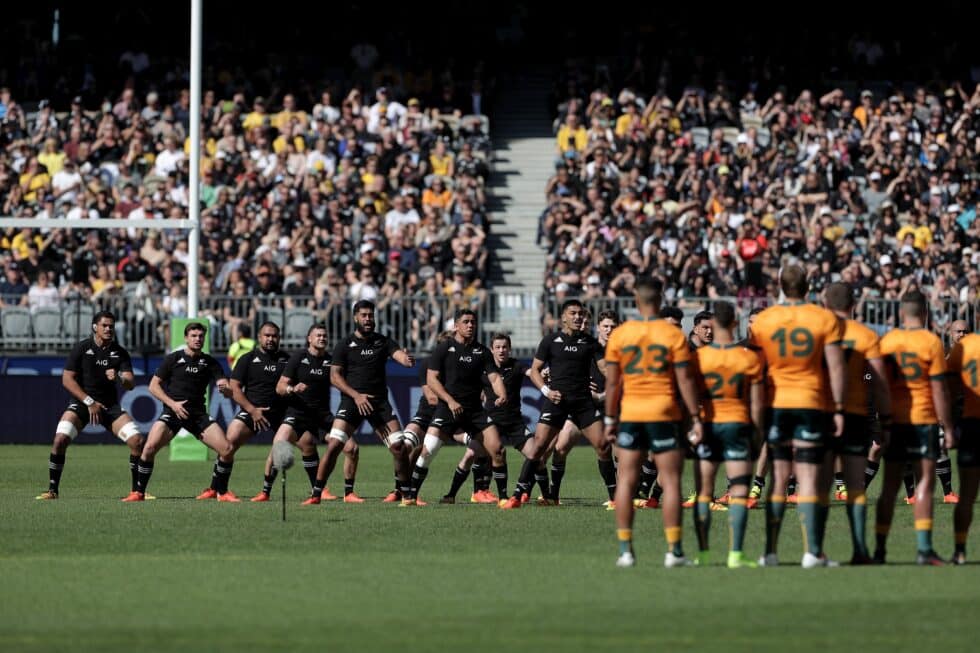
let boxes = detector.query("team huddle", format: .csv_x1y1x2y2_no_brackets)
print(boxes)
35,270,980,568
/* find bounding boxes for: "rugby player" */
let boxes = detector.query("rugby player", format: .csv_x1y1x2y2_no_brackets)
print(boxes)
37,310,144,500
946,326,980,564
749,265,846,568
404,310,508,506
823,283,892,564
548,310,620,505
500,300,614,509
874,291,953,565
605,278,702,567
691,302,765,568
311,301,416,504
265,324,336,505
128,322,235,501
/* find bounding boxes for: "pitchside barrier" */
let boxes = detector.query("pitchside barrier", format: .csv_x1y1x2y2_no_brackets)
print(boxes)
0,362,548,445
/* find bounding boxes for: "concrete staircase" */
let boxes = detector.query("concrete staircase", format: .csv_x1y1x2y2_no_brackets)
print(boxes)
483,72,554,351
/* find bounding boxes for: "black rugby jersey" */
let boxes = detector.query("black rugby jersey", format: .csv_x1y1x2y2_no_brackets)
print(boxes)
282,349,333,412
231,348,291,408
483,357,527,419
429,338,496,406
154,349,224,411
64,337,133,406
534,330,603,399
331,332,399,396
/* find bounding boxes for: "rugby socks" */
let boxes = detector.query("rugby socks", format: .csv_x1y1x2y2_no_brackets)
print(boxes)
786,476,797,496
302,454,319,488
728,497,749,552
511,458,536,500
752,475,766,493
209,461,221,491
915,519,934,554
617,528,633,555
797,496,821,555
650,481,664,501
471,458,485,493
816,495,831,549
479,464,493,492
834,472,846,493
136,458,154,493
936,458,953,495
765,494,786,555
492,465,508,497
845,491,869,557
409,465,429,499
903,469,916,499
214,459,233,494
550,460,566,500
48,453,65,493
344,478,355,496
447,466,470,499
864,460,880,488
262,469,278,496
665,526,684,557
535,469,551,500
695,495,712,551
637,462,658,499
129,454,140,492
597,458,617,500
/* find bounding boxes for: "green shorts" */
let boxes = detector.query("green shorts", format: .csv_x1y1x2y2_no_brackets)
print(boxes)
697,422,753,462
617,421,681,454
884,424,939,462
768,409,828,447
956,418,980,467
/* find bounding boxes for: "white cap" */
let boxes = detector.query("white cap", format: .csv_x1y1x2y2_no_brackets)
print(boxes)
889,131,901,142
930,186,943,195
555,282,570,293
879,254,893,266
819,206,832,216
868,171,882,181
254,244,271,256
736,133,749,144
359,243,374,254
586,274,601,285
947,203,961,213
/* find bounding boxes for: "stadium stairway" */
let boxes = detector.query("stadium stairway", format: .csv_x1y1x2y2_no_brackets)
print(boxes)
484,70,554,351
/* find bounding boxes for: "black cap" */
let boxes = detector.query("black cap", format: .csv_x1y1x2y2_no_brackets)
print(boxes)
659,306,683,321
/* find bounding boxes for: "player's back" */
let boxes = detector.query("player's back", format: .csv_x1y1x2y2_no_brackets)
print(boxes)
947,333,980,419
750,302,841,410
841,319,881,416
879,327,946,424
695,344,762,424
606,318,689,422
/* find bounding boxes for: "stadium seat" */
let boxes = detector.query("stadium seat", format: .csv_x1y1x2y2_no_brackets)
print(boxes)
691,127,710,149
62,304,95,344
755,127,771,148
32,306,63,350
721,127,741,147
283,308,315,347
1,306,33,349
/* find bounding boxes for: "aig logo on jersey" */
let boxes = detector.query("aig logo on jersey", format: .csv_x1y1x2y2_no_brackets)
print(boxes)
360,350,374,356
263,365,278,372
563,346,578,352
95,358,110,367
308,367,325,376
459,355,474,363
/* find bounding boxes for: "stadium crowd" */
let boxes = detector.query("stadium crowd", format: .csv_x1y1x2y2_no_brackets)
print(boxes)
0,63,494,351
541,71,980,334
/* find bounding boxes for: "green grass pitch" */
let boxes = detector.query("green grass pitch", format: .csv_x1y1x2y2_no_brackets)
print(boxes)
2,444,978,653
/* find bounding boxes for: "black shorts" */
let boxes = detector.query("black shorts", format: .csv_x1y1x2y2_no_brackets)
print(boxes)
158,407,217,439
957,418,980,467
430,402,493,436
537,397,601,430
493,414,532,450
335,395,396,431
410,397,437,431
66,401,127,428
884,424,940,463
233,407,286,433
834,412,872,456
282,406,334,439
